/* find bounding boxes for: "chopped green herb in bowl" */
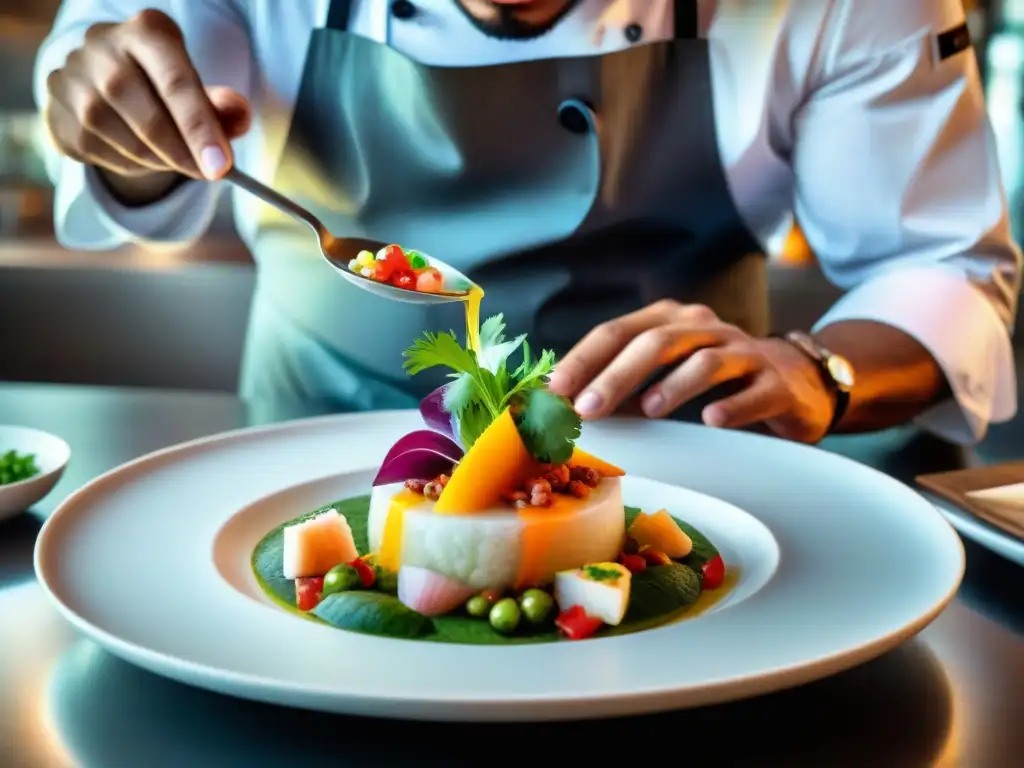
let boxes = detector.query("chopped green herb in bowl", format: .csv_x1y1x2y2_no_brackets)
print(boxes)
0,449,40,486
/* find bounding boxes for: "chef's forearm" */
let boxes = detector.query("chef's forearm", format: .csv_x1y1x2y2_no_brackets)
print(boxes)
96,168,186,207
814,319,949,432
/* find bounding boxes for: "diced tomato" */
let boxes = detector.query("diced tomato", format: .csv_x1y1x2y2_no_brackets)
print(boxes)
618,553,647,574
556,606,604,640
392,271,416,290
480,588,503,603
370,260,394,283
415,267,445,293
639,548,672,566
295,576,324,611
702,554,725,589
350,558,376,588
381,244,411,273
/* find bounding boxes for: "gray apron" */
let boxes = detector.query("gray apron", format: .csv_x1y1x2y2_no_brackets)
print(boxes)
240,0,767,420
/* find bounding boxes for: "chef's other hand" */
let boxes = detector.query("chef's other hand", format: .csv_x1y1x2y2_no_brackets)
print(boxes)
547,300,835,443
43,9,251,181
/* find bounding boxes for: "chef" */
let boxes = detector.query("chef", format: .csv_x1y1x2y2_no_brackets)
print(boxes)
35,0,1020,444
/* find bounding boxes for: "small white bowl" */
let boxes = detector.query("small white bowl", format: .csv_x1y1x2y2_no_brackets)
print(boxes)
0,425,71,521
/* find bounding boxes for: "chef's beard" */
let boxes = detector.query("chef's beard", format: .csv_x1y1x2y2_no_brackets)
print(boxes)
453,0,583,40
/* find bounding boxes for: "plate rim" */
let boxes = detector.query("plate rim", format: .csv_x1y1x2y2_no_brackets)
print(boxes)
32,412,967,720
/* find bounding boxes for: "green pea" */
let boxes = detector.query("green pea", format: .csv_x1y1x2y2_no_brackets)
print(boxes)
519,588,554,625
321,563,361,597
488,597,521,635
374,567,399,594
407,250,428,270
465,595,490,618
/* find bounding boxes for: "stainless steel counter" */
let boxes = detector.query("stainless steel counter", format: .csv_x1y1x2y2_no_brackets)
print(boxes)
0,383,1022,767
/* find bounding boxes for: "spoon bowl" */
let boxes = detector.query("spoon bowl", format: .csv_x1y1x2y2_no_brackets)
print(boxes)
224,168,477,305
320,236,476,305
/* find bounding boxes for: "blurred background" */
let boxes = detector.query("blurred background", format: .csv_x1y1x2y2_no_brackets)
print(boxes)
0,0,1019,393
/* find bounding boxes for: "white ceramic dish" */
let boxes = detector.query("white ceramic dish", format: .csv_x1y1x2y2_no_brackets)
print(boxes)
34,412,964,722
0,425,71,522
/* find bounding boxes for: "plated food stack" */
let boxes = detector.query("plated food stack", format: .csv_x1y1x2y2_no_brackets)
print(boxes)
276,313,725,641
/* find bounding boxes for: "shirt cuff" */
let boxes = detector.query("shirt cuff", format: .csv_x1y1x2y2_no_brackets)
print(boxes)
812,266,1017,445
53,157,219,249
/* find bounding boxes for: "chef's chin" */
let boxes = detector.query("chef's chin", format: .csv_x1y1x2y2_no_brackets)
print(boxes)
455,0,582,40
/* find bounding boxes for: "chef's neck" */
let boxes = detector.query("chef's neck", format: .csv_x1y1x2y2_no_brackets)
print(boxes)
454,0,582,39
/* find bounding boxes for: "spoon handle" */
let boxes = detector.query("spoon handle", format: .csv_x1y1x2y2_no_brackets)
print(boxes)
223,168,324,234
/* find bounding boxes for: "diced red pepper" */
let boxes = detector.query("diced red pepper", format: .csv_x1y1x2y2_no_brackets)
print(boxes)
381,244,411,273
295,576,325,611
702,554,725,590
555,605,604,640
618,553,647,574
639,548,672,567
350,558,376,588
370,260,394,283
392,271,416,290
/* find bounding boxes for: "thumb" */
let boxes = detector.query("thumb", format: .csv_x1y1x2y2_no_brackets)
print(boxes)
205,86,253,142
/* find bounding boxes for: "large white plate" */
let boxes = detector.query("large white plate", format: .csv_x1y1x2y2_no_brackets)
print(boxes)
33,412,964,721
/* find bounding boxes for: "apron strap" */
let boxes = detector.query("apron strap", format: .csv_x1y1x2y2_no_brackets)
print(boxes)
673,0,699,40
326,0,352,31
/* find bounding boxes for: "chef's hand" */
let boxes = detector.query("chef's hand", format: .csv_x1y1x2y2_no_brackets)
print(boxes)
546,301,836,443
43,9,251,186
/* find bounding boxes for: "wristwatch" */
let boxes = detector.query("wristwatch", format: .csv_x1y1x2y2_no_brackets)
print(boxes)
782,331,855,433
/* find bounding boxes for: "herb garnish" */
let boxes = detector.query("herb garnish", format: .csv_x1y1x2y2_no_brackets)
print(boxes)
0,449,39,486
583,565,622,582
403,314,581,462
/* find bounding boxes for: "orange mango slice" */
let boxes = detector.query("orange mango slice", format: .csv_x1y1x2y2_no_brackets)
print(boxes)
568,447,625,477
434,408,535,514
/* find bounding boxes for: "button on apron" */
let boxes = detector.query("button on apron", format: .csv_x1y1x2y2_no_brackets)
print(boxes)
624,23,643,43
390,0,416,20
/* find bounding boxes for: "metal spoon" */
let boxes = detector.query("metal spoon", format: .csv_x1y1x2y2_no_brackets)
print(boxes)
223,168,475,304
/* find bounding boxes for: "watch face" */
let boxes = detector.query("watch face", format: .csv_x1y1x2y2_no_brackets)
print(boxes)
826,355,855,390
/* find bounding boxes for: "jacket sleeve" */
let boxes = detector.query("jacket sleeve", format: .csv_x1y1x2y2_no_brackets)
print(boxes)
34,0,254,250
793,0,1021,444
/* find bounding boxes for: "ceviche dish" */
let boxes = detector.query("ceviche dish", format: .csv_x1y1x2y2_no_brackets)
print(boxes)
253,266,734,643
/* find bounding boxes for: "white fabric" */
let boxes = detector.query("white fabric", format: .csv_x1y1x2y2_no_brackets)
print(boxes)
34,0,1022,443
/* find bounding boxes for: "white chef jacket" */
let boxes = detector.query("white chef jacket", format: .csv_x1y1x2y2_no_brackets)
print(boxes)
34,0,1022,444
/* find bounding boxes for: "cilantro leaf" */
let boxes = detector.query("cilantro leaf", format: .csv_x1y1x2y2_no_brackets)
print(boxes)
403,331,478,377
442,373,479,417
477,314,526,375
456,402,493,448
510,388,581,464
507,347,555,399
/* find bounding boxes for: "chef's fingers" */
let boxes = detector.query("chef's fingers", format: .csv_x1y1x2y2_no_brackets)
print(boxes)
640,346,764,418
549,301,725,400
117,10,231,179
44,98,157,176
570,321,734,419
702,370,794,429
206,85,253,139
48,57,167,170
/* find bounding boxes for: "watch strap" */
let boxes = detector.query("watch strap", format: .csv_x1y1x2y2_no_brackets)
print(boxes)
772,332,851,433
827,387,851,433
